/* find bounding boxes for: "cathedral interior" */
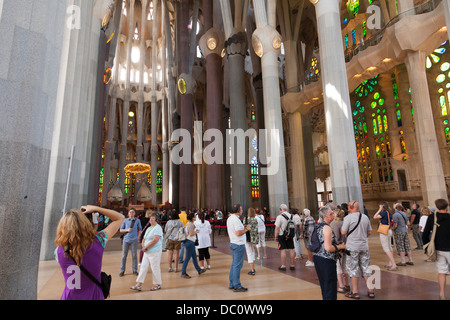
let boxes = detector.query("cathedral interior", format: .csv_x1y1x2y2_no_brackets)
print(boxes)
1,0,450,300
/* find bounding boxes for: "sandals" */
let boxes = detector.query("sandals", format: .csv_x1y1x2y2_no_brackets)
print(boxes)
150,284,161,291
345,292,360,299
337,286,350,294
130,285,142,291
368,291,375,298
248,270,256,276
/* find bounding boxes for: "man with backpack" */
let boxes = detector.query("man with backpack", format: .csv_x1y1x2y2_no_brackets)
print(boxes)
274,204,296,271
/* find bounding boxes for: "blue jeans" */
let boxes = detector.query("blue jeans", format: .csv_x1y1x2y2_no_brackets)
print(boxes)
121,241,138,273
178,242,185,263
229,243,245,289
181,240,201,275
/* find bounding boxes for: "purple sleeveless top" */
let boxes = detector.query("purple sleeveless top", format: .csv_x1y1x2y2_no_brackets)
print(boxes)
55,231,108,300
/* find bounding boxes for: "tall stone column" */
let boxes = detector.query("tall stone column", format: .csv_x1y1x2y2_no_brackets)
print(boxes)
178,0,194,209
225,31,250,211
0,0,67,300
404,51,448,205
309,0,363,206
199,0,225,210
288,112,308,210
150,0,159,204
252,0,289,216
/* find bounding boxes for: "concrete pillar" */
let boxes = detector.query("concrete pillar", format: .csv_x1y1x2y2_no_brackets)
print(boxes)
200,0,225,210
288,112,308,210
252,0,289,217
225,30,250,211
41,0,102,260
310,0,363,206
151,0,159,204
0,0,66,300
178,0,194,209
404,50,448,205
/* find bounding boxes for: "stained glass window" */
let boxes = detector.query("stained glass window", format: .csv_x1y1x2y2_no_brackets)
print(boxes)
396,109,402,127
376,145,380,159
400,136,407,154
383,115,388,132
377,115,383,134
251,156,259,198
444,127,450,146
156,169,162,194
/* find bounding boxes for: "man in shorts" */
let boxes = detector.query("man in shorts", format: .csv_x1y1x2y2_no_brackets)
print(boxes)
341,201,374,299
275,204,295,271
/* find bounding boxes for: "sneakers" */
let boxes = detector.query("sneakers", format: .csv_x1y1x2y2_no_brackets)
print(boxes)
181,273,191,279
305,260,315,267
198,269,207,275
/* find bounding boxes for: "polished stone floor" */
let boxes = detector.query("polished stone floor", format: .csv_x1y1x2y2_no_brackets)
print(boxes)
37,226,448,301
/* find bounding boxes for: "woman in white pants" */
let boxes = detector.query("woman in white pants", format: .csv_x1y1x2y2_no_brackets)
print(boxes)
131,213,163,291
255,208,267,259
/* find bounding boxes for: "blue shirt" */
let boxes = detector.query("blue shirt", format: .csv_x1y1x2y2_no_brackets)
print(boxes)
120,218,142,242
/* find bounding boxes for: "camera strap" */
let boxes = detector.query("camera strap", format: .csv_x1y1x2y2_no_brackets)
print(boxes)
347,212,362,237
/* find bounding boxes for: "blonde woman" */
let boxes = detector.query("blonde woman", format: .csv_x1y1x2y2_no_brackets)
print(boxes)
54,205,124,300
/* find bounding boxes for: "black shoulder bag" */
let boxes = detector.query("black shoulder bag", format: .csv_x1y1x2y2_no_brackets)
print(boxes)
66,249,111,299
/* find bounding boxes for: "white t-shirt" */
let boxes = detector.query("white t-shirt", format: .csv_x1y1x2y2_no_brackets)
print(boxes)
256,214,266,232
275,211,292,236
227,214,246,245
419,215,428,231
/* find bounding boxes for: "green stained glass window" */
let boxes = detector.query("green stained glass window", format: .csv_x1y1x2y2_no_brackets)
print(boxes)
431,54,441,63
377,115,383,134
383,115,388,132
371,101,377,109
373,119,378,135
440,96,448,116
400,136,407,153
396,110,402,127
374,92,380,99
441,62,450,72
378,99,385,106
437,74,446,83
445,127,450,146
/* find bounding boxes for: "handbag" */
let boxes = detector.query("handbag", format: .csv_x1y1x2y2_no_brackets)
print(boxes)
424,210,440,262
377,211,391,235
66,250,111,299
175,226,187,242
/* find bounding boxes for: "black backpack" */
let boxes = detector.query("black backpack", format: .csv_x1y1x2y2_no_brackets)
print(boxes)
310,222,325,253
282,214,296,240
